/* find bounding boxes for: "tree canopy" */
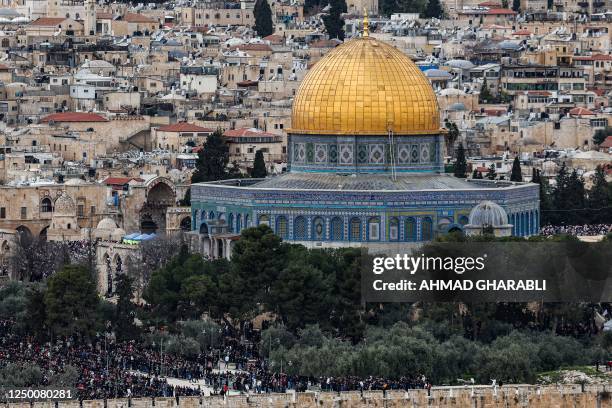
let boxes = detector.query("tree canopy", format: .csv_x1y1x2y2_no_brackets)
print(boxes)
254,0,273,37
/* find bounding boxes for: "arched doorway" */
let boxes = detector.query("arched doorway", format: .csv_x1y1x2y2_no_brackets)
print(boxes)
180,216,191,231
140,214,157,233
39,226,49,241
199,223,209,234
139,178,176,233
16,226,32,246
105,253,112,295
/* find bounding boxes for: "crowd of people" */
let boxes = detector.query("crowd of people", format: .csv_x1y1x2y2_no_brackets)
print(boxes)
0,319,430,401
540,224,612,237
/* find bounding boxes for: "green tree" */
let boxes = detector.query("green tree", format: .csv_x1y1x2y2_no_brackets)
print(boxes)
512,0,521,12
593,127,611,145
179,188,191,206
423,0,443,18
44,265,100,340
114,274,139,341
252,150,268,178
268,260,333,331
191,129,230,183
510,156,522,182
254,0,273,37
444,120,460,157
322,0,346,40
487,163,497,180
454,144,467,178
380,0,427,16
479,77,493,104
230,225,290,317
588,165,610,223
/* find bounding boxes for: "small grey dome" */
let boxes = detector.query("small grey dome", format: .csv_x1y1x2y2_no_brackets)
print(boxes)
468,201,508,227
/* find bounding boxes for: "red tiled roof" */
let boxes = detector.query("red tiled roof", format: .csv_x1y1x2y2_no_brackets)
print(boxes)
104,177,144,185
479,1,502,6
30,17,67,26
124,13,157,23
600,136,612,148
263,34,284,44
156,122,213,132
230,43,272,52
223,127,277,138
0,64,9,70
486,8,517,14
569,107,595,116
237,80,258,87
41,112,108,123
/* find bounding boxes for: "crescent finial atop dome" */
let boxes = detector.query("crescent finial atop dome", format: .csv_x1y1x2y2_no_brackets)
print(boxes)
363,8,369,37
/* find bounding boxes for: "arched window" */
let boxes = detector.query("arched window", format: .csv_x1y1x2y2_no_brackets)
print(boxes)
368,217,380,241
312,217,325,240
227,213,234,233
41,197,53,213
405,217,417,241
349,217,362,241
330,217,343,241
245,214,250,228
276,216,288,239
294,216,306,240
422,217,433,241
208,211,215,220
236,214,242,232
258,215,269,226
389,217,399,241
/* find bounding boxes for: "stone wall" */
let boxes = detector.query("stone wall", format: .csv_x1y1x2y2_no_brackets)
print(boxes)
2,385,610,408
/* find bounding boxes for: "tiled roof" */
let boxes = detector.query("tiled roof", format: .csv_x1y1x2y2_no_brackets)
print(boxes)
486,8,517,14
41,112,108,123
157,122,213,132
568,107,595,116
30,17,66,26
600,136,612,148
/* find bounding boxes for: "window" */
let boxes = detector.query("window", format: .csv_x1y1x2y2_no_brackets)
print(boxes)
91,205,96,215
349,217,361,241
405,218,416,241
41,198,52,213
389,217,399,241
20,207,27,220
422,217,433,241
276,216,288,239
368,217,380,241
77,204,84,217
0,207,5,219
258,214,269,226
294,216,306,240
331,217,343,240
312,217,324,240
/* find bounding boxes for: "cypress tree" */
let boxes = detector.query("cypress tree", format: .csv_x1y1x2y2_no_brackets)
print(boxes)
322,0,346,40
479,77,493,104
254,0,274,37
191,129,230,183
423,0,443,18
510,156,523,182
512,0,521,12
454,144,467,178
251,150,268,178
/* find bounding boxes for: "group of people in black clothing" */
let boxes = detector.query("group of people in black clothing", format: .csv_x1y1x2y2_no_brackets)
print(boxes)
0,319,430,400
540,223,612,237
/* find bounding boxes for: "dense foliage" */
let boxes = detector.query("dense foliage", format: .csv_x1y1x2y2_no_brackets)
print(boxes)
540,164,612,225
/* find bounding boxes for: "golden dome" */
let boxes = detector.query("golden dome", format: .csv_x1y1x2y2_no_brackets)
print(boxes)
290,37,441,135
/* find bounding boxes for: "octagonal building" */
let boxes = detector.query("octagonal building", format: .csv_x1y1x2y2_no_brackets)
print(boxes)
190,34,539,257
